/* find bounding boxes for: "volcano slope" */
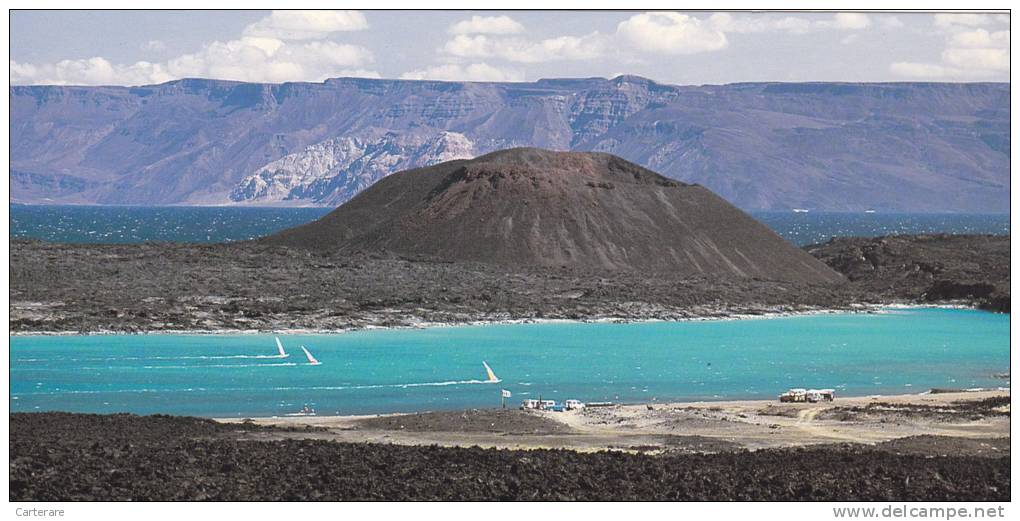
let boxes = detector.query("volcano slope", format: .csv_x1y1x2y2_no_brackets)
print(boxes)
266,148,843,284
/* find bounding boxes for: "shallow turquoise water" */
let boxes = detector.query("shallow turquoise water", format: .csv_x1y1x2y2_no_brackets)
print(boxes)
10,308,1009,417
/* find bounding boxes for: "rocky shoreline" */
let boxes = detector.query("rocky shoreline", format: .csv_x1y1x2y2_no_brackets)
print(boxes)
9,234,1009,334
10,303,897,336
807,234,1010,312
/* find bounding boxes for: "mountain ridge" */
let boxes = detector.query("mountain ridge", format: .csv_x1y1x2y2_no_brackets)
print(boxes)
10,76,1009,211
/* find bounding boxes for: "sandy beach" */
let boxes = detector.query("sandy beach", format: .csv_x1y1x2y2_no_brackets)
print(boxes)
219,389,1010,454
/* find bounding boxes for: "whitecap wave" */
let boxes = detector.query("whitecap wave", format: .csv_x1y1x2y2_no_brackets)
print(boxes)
142,362,300,369
15,354,290,363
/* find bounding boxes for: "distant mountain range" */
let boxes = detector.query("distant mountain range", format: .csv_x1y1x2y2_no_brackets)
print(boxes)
10,76,1009,212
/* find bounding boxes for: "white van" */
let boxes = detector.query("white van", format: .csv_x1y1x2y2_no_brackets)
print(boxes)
806,389,835,402
565,399,585,410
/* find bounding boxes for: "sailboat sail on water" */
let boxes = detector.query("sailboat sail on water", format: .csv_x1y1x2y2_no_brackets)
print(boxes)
301,346,321,366
275,337,289,358
482,361,501,383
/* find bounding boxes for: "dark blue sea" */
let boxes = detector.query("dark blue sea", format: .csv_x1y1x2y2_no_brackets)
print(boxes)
8,204,1010,246
10,205,332,244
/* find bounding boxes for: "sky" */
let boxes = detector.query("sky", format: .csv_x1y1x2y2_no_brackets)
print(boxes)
9,10,1011,86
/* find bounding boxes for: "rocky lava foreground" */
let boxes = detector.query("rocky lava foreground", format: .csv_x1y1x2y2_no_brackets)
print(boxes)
9,413,1009,501
9,413,1011,503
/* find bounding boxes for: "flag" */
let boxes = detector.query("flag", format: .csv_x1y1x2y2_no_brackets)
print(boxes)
501,389,511,398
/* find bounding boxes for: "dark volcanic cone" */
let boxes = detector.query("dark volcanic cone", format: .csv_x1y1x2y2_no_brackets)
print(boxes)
266,148,843,283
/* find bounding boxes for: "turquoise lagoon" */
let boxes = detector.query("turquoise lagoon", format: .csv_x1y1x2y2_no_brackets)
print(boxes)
10,308,1009,417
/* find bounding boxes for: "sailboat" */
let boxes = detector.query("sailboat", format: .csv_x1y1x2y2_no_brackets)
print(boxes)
301,346,322,366
482,361,501,383
275,337,289,358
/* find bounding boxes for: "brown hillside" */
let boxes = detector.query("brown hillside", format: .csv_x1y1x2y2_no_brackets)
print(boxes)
266,148,843,283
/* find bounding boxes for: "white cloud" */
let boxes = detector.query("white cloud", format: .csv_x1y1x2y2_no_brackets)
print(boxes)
889,61,951,79
949,28,1009,48
143,40,167,53
416,11,881,80
401,62,523,82
165,37,374,83
449,15,524,35
709,12,871,34
889,59,1005,79
941,47,1008,72
828,13,871,30
890,16,1009,80
443,32,606,63
934,13,1008,28
879,17,905,29
10,57,174,86
10,10,377,85
443,35,489,58
534,33,606,61
242,10,368,40
708,13,812,34
8,43,373,85
617,12,727,54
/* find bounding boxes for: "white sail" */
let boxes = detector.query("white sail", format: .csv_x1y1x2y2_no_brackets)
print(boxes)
301,346,321,365
275,337,289,358
482,361,500,383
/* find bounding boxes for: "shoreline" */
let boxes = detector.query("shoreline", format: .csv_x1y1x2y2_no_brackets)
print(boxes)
8,301,988,337
215,389,1010,455
215,387,1010,423
11,387,1010,421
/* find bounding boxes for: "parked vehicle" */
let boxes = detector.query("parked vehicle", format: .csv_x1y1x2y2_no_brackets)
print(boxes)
779,388,808,402
779,388,835,403
565,399,585,410
523,398,587,412
806,389,835,402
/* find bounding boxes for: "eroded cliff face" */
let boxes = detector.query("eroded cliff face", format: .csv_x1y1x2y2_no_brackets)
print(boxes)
10,77,1009,211
229,131,474,205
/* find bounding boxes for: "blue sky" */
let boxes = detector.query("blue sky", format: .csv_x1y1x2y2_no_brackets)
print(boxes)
9,10,1010,86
